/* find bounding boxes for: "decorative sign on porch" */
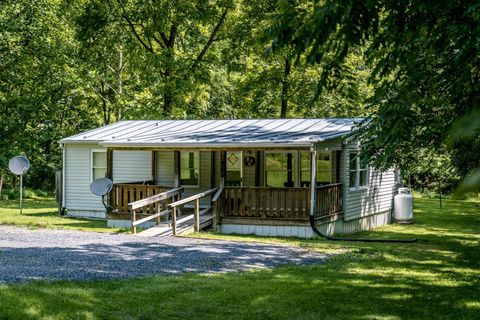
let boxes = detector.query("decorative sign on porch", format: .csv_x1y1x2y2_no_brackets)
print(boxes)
227,152,239,166
244,156,256,167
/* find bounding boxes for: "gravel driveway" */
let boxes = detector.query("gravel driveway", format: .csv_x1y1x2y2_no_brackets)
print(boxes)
0,226,328,284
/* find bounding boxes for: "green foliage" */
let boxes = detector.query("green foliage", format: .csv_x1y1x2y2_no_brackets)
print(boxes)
8,0,472,194
0,188,52,201
267,0,480,193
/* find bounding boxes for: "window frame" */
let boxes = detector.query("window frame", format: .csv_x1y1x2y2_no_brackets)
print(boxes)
180,151,200,188
348,151,368,191
264,151,296,188
91,149,107,182
300,151,332,187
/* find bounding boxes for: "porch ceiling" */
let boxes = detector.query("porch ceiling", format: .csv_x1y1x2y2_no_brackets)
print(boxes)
60,118,363,148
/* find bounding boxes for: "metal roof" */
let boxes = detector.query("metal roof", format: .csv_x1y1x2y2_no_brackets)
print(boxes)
60,118,363,148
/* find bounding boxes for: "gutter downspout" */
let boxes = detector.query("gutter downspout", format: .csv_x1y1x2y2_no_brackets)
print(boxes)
308,142,417,243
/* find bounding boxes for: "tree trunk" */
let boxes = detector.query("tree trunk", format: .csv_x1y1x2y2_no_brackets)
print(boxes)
115,49,124,121
162,25,177,116
0,173,4,201
163,80,173,116
280,58,291,118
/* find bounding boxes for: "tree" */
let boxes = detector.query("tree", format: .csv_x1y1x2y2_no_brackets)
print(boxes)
0,0,99,190
101,0,233,117
266,0,480,191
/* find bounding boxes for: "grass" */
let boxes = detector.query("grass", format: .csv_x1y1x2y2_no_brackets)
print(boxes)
0,197,479,319
0,198,125,233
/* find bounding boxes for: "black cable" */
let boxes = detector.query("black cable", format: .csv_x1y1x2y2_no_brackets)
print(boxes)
309,215,417,243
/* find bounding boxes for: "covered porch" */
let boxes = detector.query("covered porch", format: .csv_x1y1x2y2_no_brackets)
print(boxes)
105,147,344,234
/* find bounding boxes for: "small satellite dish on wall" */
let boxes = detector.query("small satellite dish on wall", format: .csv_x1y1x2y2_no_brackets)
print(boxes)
90,178,113,211
9,156,30,176
90,178,113,196
8,156,30,215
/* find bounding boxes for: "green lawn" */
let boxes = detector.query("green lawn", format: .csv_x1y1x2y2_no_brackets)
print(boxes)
0,197,479,319
0,198,124,233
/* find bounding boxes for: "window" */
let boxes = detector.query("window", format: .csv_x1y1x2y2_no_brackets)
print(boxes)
180,151,199,186
226,151,242,186
265,152,294,187
300,152,332,186
92,150,107,181
349,152,368,189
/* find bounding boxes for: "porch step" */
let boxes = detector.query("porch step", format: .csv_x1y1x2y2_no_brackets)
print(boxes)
137,214,213,237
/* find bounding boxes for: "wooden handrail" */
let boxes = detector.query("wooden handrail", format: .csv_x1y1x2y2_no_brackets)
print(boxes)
129,187,183,234
168,187,219,235
129,187,183,210
212,186,224,203
168,187,219,208
212,186,225,231
132,209,171,227
316,183,342,190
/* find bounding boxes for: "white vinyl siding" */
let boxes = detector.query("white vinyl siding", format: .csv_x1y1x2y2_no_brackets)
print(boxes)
64,144,105,215
155,151,175,186
343,140,397,221
112,150,152,183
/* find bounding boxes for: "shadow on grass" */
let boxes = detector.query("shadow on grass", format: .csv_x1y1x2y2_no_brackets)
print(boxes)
0,198,478,319
0,244,478,319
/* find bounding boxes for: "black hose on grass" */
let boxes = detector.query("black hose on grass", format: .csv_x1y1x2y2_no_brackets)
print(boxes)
309,216,418,243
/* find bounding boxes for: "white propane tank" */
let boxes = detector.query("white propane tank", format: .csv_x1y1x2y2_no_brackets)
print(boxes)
394,187,413,223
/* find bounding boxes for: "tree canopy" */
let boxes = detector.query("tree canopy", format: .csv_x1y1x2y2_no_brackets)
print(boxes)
267,0,480,193
0,0,477,194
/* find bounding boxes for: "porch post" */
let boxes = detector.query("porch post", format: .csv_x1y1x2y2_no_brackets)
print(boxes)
106,148,113,210
151,151,157,183
310,146,317,217
173,151,181,218
173,151,180,188
211,151,216,189
106,148,113,180
220,150,226,187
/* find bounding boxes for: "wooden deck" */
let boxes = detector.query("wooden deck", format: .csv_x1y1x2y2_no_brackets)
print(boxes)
221,183,342,221
107,183,343,235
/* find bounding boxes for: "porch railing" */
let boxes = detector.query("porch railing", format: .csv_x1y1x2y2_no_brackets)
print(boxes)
110,183,171,213
222,183,343,220
129,187,183,234
316,183,343,218
168,187,219,235
223,187,311,220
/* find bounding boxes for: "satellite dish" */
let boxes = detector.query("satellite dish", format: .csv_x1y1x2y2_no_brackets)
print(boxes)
8,156,30,215
9,156,30,175
90,178,113,196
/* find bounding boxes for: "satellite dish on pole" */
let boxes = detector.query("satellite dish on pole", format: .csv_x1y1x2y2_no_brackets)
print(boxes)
90,177,113,211
8,156,30,215
9,156,30,176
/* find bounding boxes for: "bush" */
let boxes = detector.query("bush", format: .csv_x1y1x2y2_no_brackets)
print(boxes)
0,188,53,200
